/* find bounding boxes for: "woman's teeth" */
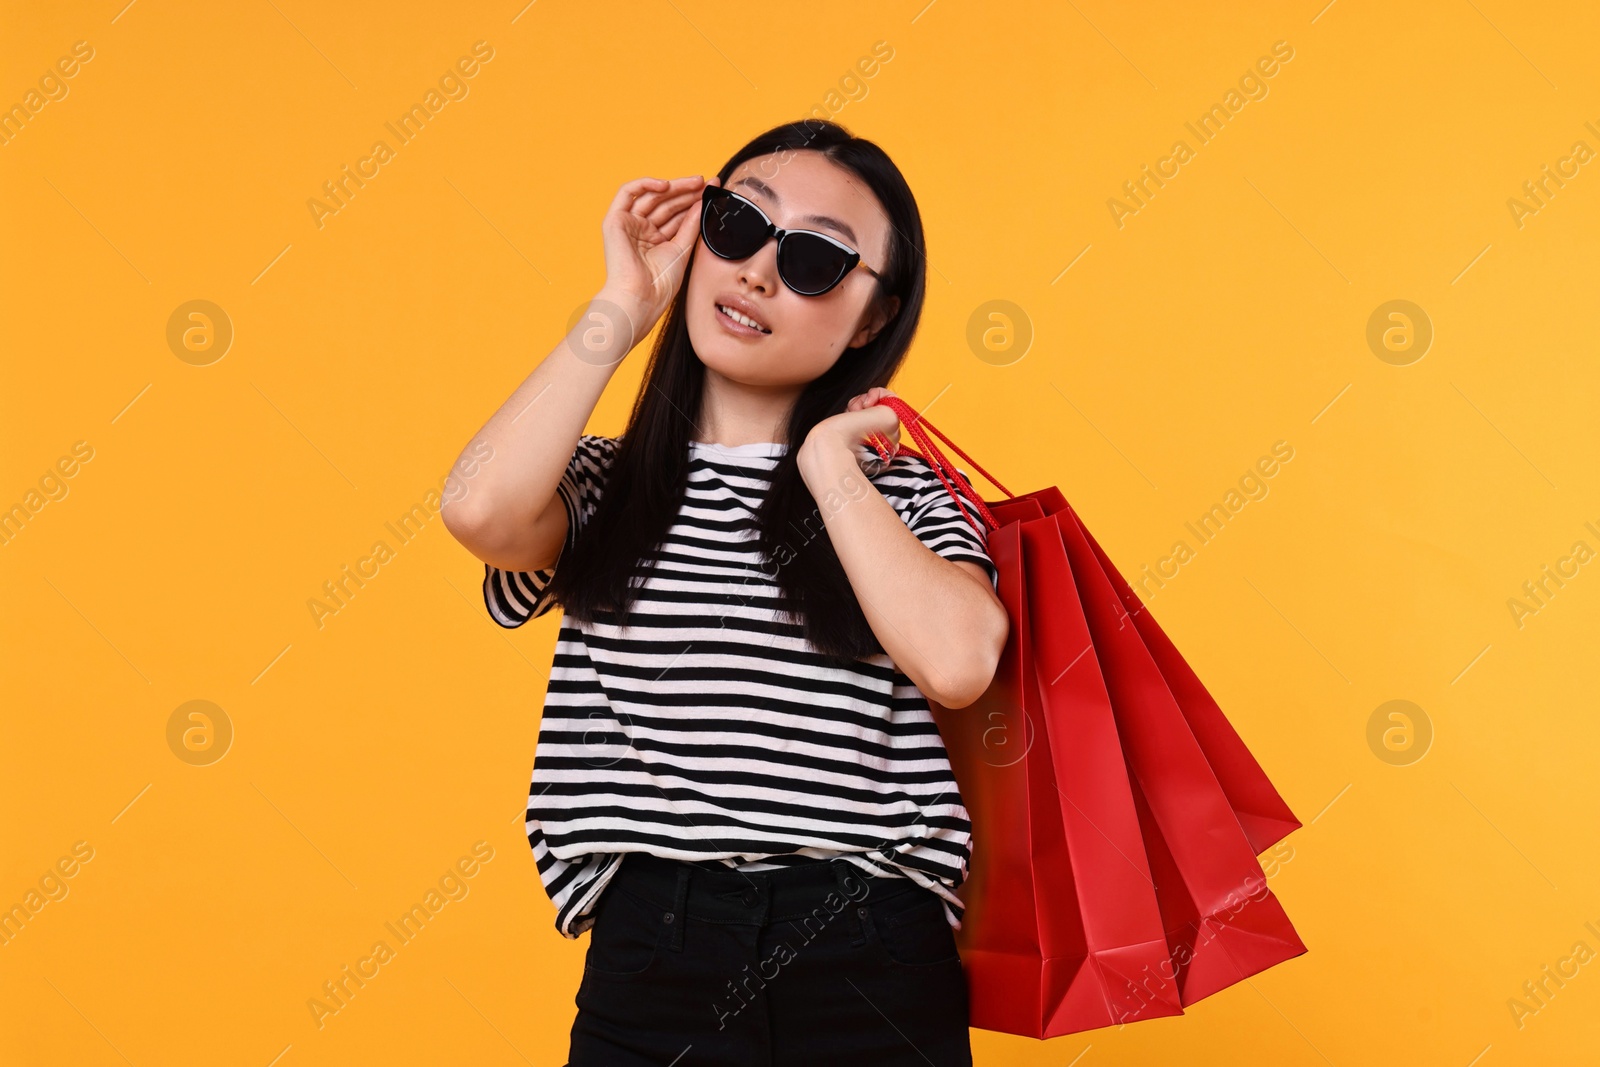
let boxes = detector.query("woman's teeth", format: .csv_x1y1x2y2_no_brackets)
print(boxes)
717,304,770,333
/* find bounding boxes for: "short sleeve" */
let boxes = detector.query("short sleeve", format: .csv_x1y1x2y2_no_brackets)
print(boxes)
904,459,999,592
482,434,621,627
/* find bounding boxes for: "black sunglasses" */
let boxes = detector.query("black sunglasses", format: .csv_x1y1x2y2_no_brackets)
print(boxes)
699,185,881,297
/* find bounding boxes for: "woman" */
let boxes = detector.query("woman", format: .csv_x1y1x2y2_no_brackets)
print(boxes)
443,118,1008,1065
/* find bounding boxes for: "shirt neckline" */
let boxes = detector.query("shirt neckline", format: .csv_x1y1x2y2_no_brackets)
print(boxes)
688,440,789,457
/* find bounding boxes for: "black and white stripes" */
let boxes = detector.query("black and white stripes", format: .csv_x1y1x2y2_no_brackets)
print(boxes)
483,435,999,939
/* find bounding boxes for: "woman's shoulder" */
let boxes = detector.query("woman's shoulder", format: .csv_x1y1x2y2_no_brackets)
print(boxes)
569,433,623,472
575,432,623,454
861,447,977,510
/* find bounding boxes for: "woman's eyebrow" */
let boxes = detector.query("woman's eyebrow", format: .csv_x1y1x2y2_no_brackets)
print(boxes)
733,176,859,245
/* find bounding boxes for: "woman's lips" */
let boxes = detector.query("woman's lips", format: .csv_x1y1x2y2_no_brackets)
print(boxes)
715,302,770,336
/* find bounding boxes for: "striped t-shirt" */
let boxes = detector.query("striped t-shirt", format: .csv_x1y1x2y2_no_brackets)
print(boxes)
482,434,999,939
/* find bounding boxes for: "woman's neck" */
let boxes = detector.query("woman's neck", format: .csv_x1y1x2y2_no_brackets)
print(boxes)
692,368,799,447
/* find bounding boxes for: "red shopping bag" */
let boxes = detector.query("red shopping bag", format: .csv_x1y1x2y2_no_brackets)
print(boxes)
867,398,1306,1039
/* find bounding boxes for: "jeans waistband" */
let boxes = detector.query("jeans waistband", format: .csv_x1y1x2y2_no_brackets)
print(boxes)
610,850,921,927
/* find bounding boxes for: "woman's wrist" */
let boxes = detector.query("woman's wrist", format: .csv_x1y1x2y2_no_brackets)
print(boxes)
595,286,657,333
572,287,653,366
796,428,857,492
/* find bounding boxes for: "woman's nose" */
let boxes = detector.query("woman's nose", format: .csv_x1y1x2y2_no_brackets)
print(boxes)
737,237,780,294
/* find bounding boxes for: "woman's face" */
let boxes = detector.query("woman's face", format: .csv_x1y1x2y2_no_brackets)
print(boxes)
685,150,899,390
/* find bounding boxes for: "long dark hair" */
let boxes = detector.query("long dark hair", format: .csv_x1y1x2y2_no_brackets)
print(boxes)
545,118,927,663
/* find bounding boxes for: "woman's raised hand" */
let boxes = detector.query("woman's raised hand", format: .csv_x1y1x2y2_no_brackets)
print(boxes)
597,174,717,332
798,387,903,475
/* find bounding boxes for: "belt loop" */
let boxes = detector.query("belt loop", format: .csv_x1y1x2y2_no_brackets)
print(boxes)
832,860,868,945
666,863,690,952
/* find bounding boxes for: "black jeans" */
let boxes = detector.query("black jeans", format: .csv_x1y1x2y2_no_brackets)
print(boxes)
566,850,973,1066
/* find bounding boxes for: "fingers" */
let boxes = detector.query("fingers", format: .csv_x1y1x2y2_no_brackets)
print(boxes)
633,216,667,244
646,187,702,222
848,387,899,411
864,389,900,455
609,178,704,257
667,180,717,250
646,188,705,237
608,176,668,216
630,175,705,220
667,200,702,250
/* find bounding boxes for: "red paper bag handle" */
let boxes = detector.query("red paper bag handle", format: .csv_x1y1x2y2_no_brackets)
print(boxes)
864,395,1013,535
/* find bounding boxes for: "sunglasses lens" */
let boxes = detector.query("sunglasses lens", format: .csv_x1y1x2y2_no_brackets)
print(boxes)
702,190,768,259
701,188,859,296
777,233,851,295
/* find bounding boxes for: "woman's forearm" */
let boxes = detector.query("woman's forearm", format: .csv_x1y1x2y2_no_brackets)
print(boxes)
441,287,648,569
796,437,1008,708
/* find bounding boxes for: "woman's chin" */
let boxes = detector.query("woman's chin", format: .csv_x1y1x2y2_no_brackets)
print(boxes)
694,346,803,389
697,348,764,381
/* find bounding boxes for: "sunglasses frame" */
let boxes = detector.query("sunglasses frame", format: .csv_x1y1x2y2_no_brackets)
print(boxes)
699,185,882,297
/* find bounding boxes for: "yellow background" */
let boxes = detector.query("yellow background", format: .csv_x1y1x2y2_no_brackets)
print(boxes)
4,0,1599,1062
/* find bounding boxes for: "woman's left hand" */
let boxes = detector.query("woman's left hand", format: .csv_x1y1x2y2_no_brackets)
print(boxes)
801,387,902,467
